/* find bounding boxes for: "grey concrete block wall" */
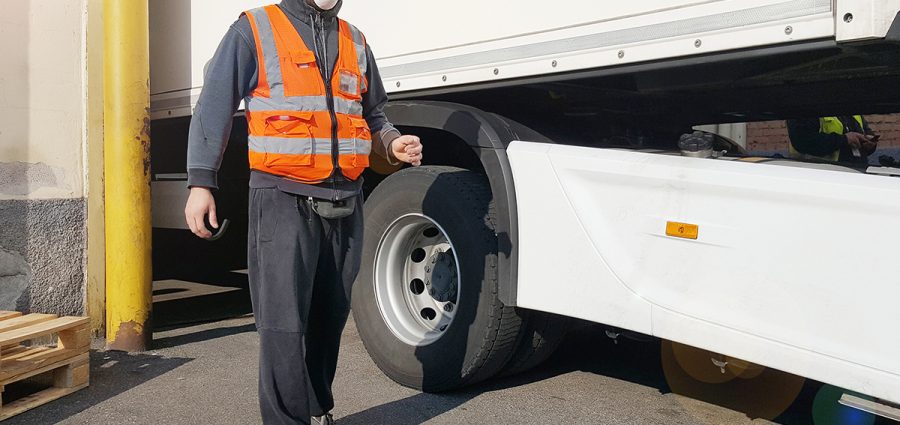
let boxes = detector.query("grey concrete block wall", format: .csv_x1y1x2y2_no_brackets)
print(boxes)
0,198,86,316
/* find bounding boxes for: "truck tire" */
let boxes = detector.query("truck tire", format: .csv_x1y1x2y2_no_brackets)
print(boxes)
353,166,523,392
500,310,570,376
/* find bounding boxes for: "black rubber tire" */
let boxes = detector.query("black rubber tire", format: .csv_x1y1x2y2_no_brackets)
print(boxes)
500,310,571,376
353,166,523,392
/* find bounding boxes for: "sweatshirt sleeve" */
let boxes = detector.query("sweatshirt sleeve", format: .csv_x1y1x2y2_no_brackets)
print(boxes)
786,119,847,158
361,44,402,164
187,17,258,189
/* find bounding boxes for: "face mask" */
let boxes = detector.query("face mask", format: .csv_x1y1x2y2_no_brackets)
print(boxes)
313,0,339,10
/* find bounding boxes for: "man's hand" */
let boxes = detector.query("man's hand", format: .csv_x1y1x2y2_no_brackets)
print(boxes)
391,135,423,166
185,187,218,239
862,134,879,157
846,132,868,151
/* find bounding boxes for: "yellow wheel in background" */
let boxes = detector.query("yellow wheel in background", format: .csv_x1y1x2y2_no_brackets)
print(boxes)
726,355,766,380
661,341,806,421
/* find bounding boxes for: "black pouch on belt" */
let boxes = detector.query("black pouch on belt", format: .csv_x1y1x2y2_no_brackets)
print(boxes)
309,196,357,220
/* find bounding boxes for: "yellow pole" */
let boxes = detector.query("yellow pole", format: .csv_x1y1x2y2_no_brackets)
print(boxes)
104,0,152,351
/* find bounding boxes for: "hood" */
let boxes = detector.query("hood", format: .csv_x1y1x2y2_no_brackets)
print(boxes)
280,0,343,21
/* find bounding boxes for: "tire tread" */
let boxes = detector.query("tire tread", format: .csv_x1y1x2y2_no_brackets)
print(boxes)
501,310,570,376
419,167,523,389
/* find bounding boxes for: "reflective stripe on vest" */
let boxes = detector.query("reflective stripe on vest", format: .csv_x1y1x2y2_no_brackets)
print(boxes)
789,115,864,162
243,5,371,184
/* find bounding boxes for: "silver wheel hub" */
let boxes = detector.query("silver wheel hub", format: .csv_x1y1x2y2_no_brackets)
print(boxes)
374,214,461,346
427,250,457,303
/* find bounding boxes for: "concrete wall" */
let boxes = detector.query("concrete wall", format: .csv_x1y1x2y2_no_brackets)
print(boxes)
0,0,95,316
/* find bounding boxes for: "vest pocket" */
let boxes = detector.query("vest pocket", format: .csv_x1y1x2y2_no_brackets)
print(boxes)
284,51,323,97
337,69,362,99
353,142,371,169
289,50,316,69
263,112,314,137
350,117,371,168
349,117,371,139
263,146,314,168
261,112,316,167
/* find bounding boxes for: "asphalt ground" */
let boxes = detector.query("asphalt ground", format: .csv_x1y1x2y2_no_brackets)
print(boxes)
4,309,892,425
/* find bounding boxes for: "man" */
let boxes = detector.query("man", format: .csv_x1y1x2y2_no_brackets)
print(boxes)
183,1,423,423
787,115,878,164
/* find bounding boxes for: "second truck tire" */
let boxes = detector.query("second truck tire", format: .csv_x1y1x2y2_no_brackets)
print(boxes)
500,310,570,376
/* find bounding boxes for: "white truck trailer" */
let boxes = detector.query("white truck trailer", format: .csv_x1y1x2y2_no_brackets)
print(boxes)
150,0,900,417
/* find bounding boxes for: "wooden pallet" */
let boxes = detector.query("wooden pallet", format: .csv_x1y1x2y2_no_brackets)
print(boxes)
0,311,90,421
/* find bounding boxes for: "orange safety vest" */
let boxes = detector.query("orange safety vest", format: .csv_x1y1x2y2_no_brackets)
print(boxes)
243,5,371,184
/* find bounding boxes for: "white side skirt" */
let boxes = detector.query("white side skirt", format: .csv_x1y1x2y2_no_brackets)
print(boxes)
508,141,900,404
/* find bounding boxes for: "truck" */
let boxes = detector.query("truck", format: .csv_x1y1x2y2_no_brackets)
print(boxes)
149,0,900,419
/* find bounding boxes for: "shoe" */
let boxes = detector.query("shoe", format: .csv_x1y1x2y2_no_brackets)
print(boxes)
312,413,334,425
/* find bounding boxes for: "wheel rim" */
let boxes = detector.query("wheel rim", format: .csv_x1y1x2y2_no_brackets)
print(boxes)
374,213,461,346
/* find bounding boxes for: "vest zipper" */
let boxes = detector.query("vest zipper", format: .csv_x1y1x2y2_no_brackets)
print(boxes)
312,13,341,201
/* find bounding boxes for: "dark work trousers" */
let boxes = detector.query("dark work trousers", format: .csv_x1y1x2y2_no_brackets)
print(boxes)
248,188,364,425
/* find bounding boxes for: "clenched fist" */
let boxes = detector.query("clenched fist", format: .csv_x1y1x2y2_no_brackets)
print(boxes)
391,135,423,166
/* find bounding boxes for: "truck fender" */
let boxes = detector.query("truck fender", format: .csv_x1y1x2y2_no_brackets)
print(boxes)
383,101,553,305
888,11,900,43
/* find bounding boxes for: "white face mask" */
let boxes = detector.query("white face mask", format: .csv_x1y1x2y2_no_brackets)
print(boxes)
313,0,339,10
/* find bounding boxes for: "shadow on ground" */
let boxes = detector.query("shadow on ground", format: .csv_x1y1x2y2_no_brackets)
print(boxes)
342,322,891,425
152,321,257,349
3,350,192,425
339,321,666,424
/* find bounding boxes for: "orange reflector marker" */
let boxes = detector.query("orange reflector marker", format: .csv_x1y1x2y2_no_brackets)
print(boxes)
666,221,699,240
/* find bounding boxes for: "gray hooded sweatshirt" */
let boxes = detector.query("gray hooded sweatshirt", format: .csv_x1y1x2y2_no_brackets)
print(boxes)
187,0,401,200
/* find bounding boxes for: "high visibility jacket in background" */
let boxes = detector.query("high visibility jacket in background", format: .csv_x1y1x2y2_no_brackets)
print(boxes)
789,115,865,162
243,5,372,184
